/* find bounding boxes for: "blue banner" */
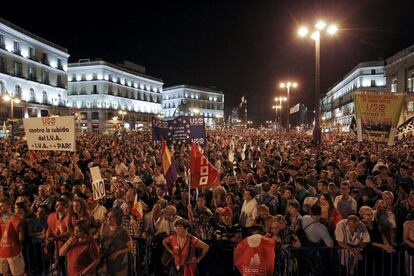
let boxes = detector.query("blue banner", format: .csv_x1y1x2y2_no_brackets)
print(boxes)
152,116,206,146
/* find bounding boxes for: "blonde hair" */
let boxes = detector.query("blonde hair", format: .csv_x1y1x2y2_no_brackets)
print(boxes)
359,206,373,217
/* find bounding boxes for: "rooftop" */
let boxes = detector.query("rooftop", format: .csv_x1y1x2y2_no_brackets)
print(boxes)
163,84,223,94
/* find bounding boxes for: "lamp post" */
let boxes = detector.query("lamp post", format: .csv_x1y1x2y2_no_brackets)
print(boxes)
272,105,281,124
298,20,338,144
118,110,127,129
279,83,297,129
3,92,21,139
274,96,287,125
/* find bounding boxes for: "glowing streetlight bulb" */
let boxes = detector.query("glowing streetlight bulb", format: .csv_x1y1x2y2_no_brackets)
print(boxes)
327,25,338,35
315,20,326,30
292,82,298,88
280,83,285,89
311,31,320,41
298,26,309,37
3,95,11,102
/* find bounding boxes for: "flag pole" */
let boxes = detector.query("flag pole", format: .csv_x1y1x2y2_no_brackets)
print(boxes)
188,168,191,205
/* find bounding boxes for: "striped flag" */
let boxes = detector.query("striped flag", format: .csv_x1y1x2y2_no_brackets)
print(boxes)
161,140,178,191
131,194,146,219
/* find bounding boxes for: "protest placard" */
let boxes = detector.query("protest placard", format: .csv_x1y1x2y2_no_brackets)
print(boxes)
92,179,106,200
23,116,75,151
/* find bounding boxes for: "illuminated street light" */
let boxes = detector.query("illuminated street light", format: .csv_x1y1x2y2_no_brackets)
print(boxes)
298,20,338,144
279,82,297,129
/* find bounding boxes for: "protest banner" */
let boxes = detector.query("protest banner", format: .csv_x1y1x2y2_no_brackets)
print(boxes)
354,91,405,145
152,116,206,146
90,166,102,182
23,116,75,151
92,179,106,200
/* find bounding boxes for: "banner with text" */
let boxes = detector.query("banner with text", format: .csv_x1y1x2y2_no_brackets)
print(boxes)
354,91,405,145
152,116,206,146
290,103,300,114
23,116,75,151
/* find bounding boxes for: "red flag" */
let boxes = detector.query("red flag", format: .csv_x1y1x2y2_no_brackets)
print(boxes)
131,195,146,219
190,143,220,189
234,234,275,276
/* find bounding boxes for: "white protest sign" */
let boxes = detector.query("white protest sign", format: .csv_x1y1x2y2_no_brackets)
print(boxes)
90,166,102,182
23,116,75,151
92,179,106,200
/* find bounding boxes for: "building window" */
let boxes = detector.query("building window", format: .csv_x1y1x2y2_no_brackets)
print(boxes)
371,69,376,74
28,65,36,80
29,89,35,102
93,85,98,94
14,85,22,99
0,34,4,48
370,80,376,87
0,56,5,73
92,73,97,80
29,47,35,59
81,73,86,81
408,73,414,93
92,112,99,120
0,81,5,95
42,91,48,104
391,79,397,92
42,70,49,84
408,101,414,112
57,58,63,70
42,53,49,65
80,112,87,120
57,75,63,88
13,41,21,55
13,62,22,77
58,94,63,106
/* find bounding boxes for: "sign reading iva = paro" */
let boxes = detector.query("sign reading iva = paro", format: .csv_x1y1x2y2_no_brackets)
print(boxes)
23,116,75,151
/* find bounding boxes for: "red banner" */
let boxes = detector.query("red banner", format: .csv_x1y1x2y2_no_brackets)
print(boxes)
190,143,220,189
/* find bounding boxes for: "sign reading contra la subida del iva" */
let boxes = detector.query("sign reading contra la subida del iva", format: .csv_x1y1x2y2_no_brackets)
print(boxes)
23,116,75,151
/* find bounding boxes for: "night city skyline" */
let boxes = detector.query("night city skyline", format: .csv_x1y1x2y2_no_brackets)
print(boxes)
3,0,414,124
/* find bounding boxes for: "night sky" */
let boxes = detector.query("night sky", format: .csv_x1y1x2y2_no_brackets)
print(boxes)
3,0,414,124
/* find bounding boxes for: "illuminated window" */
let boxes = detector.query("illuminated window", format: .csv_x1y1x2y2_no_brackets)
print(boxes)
408,101,414,112
408,72,414,92
29,47,35,59
13,41,20,55
391,79,397,92
0,34,4,48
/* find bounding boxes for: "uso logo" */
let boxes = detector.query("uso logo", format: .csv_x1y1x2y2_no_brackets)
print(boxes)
190,118,204,125
42,117,56,125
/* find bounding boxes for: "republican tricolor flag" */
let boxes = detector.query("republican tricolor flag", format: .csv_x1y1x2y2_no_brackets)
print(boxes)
161,140,178,191
190,143,220,189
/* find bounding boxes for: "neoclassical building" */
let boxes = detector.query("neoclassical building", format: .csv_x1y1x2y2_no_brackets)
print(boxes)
321,61,386,131
0,17,69,123
161,85,224,127
384,43,414,126
68,60,163,131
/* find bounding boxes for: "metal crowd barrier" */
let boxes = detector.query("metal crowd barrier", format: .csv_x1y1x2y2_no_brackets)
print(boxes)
22,237,413,276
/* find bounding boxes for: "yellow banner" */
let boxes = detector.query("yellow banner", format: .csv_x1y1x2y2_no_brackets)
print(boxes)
354,91,405,145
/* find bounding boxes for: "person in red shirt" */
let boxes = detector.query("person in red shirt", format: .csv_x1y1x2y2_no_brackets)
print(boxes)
162,219,209,276
0,198,25,276
46,197,70,275
59,220,99,276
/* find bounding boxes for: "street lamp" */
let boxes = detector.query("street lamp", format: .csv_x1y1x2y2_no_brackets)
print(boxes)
279,82,297,129
3,93,21,139
298,20,338,144
118,110,127,127
272,105,281,124
274,96,287,124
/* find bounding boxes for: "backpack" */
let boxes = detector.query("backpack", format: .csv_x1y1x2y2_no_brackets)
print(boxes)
296,220,317,246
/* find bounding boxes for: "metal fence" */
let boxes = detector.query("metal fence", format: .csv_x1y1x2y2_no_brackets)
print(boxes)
22,237,413,276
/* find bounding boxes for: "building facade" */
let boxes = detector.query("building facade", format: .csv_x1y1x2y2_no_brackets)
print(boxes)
161,85,224,127
0,18,69,124
384,43,414,125
68,60,163,131
321,61,386,131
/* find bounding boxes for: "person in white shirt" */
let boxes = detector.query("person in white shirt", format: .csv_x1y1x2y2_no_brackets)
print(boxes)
335,215,370,275
153,167,167,186
239,188,258,232
334,182,357,218
88,197,107,224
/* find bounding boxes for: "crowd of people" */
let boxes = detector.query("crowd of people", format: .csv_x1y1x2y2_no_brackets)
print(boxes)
0,128,413,276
